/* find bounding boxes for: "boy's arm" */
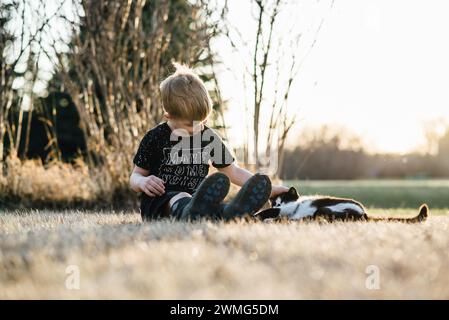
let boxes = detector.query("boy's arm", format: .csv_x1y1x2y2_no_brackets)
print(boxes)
216,162,253,187
216,163,289,197
129,165,165,196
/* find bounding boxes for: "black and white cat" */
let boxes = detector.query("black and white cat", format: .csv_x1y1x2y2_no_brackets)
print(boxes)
255,187,428,223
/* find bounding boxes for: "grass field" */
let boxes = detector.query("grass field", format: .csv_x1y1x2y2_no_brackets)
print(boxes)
288,179,449,208
1,180,449,299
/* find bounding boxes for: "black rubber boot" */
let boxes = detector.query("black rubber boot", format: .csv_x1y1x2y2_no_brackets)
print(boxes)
179,172,230,221
222,173,272,220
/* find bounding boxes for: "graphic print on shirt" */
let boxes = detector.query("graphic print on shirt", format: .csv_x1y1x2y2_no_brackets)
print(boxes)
158,145,213,192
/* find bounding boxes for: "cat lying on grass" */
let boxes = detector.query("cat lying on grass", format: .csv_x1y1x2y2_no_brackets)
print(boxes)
254,187,429,223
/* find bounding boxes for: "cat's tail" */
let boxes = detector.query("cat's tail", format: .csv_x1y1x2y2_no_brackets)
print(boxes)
367,204,429,223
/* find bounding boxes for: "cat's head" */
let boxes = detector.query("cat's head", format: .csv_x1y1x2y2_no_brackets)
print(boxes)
270,187,299,207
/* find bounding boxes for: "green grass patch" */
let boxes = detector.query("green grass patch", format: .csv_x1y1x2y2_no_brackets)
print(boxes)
285,179,449,209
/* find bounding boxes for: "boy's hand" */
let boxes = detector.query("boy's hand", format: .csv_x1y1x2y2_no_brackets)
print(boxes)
270,185,289,198
139,175,165,197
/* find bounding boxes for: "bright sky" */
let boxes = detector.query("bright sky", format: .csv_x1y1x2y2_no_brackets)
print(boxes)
216,0,449,154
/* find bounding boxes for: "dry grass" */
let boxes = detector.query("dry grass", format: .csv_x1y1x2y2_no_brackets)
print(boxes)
0,155,136,209
1,208,449,299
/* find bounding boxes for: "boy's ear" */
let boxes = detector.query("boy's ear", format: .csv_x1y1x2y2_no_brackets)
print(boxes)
288,187,299,198
163,112,171,119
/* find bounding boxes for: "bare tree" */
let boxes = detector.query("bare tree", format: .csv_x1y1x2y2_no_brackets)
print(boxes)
40,1,166,168
2,0,226,173
222,0,334,176
1,1,23,164
0,1,16,165
0,0,58,163
30,0,227,185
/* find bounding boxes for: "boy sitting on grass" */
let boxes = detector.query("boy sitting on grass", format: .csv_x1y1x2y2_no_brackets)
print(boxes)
129,63,288,221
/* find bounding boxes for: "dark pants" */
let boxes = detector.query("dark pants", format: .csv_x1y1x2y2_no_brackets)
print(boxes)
140,191,187,221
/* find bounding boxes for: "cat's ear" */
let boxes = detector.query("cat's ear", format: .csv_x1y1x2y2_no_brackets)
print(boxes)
288,187,299,198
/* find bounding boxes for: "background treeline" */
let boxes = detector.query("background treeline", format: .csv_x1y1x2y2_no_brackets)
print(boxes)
281,125,449,180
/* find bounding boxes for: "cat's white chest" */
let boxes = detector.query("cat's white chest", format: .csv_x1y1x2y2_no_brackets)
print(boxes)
279,199,316,219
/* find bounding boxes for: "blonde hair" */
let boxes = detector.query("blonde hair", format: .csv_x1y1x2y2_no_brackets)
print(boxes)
160,62,212,122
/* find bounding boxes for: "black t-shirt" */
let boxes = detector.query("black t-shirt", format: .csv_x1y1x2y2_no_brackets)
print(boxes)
133,122,235,194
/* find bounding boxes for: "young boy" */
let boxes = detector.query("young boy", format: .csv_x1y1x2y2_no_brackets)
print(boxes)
129,63,288,221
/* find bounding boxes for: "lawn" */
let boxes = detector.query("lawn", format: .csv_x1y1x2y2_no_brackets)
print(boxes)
288,179,449,209
1,180,449,299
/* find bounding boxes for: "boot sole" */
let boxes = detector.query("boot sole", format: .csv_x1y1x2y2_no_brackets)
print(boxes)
181,172,230,220
223,174,271,219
